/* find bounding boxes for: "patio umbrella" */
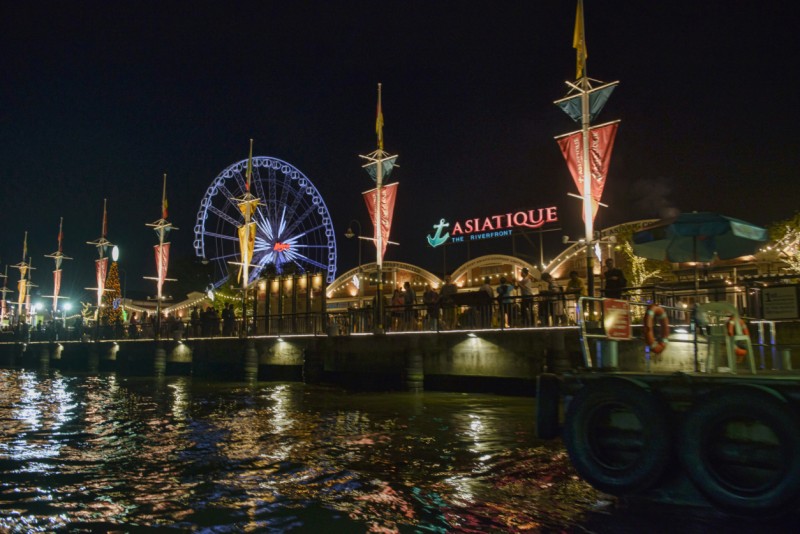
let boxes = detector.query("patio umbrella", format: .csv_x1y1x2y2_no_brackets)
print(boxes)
632,212,768,265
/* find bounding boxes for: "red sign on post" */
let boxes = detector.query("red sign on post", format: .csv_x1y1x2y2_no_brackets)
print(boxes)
603,299,632,340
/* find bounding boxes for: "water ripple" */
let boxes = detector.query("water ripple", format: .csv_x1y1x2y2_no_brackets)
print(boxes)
2,371,797,532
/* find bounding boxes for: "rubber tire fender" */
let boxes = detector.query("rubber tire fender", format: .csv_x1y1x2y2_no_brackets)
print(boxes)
562,377,672,495
679,386,800,516
536,373,561,440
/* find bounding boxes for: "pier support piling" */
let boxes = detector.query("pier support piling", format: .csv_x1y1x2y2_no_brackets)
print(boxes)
154,344,166,377
243,341,258,383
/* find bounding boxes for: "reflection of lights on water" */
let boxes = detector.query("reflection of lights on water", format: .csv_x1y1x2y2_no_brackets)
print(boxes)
469,414,483,436
6,374,77,461
168,380,189,419
443,475,475,504
466,414,494,474
262,384,295,462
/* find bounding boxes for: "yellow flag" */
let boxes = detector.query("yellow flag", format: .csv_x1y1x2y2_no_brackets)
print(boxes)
245,138,254,192
161,174,168,219
18,277,27,309
573,0,587,79
237,223,256,283
375,84,384,151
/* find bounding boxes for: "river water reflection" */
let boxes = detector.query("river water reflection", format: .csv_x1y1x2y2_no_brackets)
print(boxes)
0,369,792,532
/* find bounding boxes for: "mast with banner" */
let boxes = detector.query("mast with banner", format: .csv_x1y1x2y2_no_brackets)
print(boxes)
231,140,260,337
86,199,113,322
10,231,34,326
359,83,399,333
44,217,72,314
0,265,11,325
554,0,620,299
145,174,177,340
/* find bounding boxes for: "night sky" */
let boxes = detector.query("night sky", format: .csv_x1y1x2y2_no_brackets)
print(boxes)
1,1,797,299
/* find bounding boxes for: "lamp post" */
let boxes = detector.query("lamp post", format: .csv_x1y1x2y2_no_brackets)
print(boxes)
346,220,364,303
345,219,363,273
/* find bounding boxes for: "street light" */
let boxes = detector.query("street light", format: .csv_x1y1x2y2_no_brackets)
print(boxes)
345,219,363,272
345,220,364,299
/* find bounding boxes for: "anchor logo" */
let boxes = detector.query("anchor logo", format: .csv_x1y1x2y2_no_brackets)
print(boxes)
427,218,450,248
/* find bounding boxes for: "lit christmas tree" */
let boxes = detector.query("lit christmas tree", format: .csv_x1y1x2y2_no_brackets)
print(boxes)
100,261,122,325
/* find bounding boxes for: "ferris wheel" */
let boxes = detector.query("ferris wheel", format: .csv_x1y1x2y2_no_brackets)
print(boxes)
193,156,337,288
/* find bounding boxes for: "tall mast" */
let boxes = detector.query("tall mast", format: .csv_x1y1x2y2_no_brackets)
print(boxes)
145,173,178,339
232,139,260,337
0,265,10,325
576,0,593,250
11,231,34,324
554,0,620,299
375,84,384,272
86,199,114,314
576,0,595,297
359,83,399,333
44,217,72,312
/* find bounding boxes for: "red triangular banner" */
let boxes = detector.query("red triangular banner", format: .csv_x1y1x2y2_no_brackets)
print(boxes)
154,243,171,297
53,270,62,312
362,182,398,263
557,121,619,223
96,257,108,307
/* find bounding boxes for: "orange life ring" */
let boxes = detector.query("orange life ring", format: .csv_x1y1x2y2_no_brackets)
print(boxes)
726,316,750,363
643,304,670,354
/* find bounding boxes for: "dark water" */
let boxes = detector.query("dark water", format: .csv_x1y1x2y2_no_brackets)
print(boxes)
0,369,795,533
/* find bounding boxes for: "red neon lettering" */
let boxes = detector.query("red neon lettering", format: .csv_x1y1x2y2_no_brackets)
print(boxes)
445,206,558,236
274,242,291,252
526,209,544,228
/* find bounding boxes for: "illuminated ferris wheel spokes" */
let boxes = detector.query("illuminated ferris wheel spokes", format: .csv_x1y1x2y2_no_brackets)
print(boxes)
253,203,330,271
193,156,337,287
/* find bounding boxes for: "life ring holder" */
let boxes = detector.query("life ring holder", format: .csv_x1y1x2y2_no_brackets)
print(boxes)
726,316,750,362
643,304,670,354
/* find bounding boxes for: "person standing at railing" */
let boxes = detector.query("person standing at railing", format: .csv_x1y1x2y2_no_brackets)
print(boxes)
439,275,458,330
390,288,404,331
496,277,514,328
478,276,494,328
128,313,140,339
190,306,200,338
222,303,234,336
566,270,585,296
403,281,417,331
539,273,560,326
603,259,627,299
565,270,586,325
517,268,535,327
423,284,439,330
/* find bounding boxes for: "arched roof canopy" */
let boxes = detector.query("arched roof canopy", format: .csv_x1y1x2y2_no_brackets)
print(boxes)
327,261,442,300
450,254,539,289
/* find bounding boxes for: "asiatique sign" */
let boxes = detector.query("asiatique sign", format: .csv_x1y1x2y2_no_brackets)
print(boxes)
426,206,558,248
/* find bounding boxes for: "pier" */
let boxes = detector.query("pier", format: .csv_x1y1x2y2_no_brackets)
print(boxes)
0,328,582,395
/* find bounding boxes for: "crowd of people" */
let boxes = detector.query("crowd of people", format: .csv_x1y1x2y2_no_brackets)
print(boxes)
5,261,629,339
4,303,249,342
125,303,242,339
379,260,628,332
